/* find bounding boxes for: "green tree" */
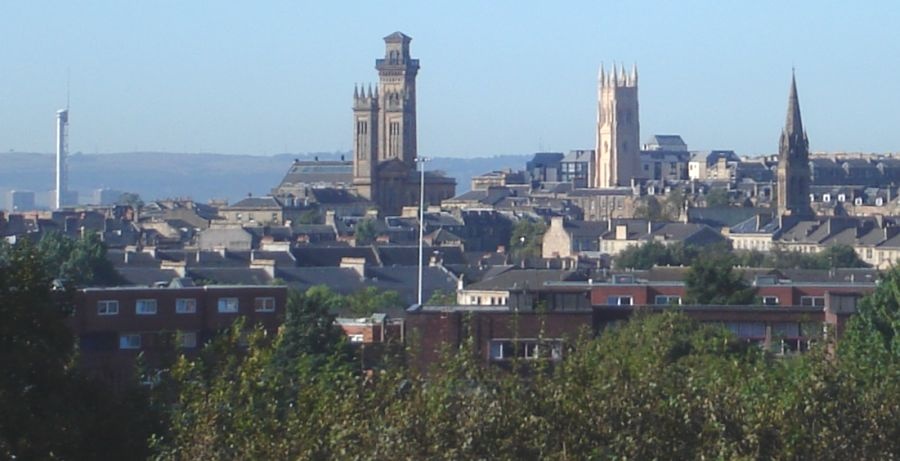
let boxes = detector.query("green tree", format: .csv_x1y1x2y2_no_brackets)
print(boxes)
0,238,155,460
685,252,756,304
819,244,868,268
425,288,457,306
37,231,123,286
296,208,321,225
615,240,673,269
346,286,403,315
354,218,378,245
509,218,547,260
633,196,666,221
706,188,730,207
274,289,353,371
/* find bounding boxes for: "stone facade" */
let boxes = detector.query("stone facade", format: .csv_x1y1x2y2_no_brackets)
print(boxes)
776,73,814,218
351,32,455,215
594,64,640,188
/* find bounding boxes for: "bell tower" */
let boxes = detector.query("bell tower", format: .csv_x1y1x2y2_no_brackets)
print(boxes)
352,84,379,200
594,64,640,188
376,32,419,167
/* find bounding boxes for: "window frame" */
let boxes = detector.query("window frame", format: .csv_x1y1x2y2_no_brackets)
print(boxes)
119,333,141,350
799,296,826,307
761,296,779,306
135,299,158,315
175,298,197,314
97,299,119,316
654,295,682,305
179,331,198,349
254,297,276,312
217,297,239,313
606,295,633,306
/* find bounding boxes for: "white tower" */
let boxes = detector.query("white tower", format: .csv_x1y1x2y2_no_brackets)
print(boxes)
55,108,69,210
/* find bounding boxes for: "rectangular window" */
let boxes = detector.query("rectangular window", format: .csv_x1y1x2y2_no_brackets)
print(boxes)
762,296,779,306
607,295,633,306
800,296,826,307
97,300,119,316
179,332,198,349
119,334,141,350
135,299,158,315
490,339,563,361
217,297,239,313
348,334,364,343
254,297,276,312
176,298,197,314
654,295,681,305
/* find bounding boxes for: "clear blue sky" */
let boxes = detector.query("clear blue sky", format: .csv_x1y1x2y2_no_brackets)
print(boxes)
2,1,899,157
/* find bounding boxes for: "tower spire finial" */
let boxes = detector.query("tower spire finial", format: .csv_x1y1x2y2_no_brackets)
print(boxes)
611,65,618,87
631,62,638,86
785,69,803,136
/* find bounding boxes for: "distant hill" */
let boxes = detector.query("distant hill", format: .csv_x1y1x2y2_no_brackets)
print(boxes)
0,151,530,209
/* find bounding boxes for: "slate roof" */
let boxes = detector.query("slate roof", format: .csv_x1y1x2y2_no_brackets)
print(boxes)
117,268,180,286
188,268,272,285
226,196,283,210
310,188,370,205
564,220,609,239
466,268,588,291
292,246,379,267
277,160,353,188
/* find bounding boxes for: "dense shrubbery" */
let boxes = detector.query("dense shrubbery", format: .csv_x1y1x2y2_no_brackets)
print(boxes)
616,240,868,270
152,278,900,459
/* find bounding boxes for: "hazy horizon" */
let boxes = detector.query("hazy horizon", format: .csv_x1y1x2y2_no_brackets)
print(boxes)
3,2,900,158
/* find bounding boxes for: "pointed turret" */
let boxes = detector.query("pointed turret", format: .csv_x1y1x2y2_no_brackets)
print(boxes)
784,70,803,137
598,64,605,88
630,63,638,86
610,65,618,87
354,84,359,99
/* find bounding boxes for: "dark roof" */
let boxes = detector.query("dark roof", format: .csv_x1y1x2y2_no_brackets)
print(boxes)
690,207,770,229
292,246,379,267
310,188,369,205
564,220,609,239
277,160,353,188
528,152,565,166
117,268,180,286
384,31,412,42
187,268,272,285
226,196,282,210
467,269,587,291
376,245,466,266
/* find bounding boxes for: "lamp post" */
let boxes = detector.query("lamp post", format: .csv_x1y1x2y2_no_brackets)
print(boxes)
417,156,428,306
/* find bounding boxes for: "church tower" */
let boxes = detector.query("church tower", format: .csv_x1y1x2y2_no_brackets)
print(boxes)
776,72,813,218
376,32,420,167
352,84,379,200
594,64,640,188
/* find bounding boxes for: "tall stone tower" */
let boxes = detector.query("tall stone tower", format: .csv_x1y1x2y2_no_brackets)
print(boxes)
376,32,419,167
594,64,640,188
776,72,813,218
352,84,379,200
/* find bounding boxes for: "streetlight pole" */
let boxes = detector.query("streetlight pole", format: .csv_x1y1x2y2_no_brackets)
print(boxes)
417,156,428,306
